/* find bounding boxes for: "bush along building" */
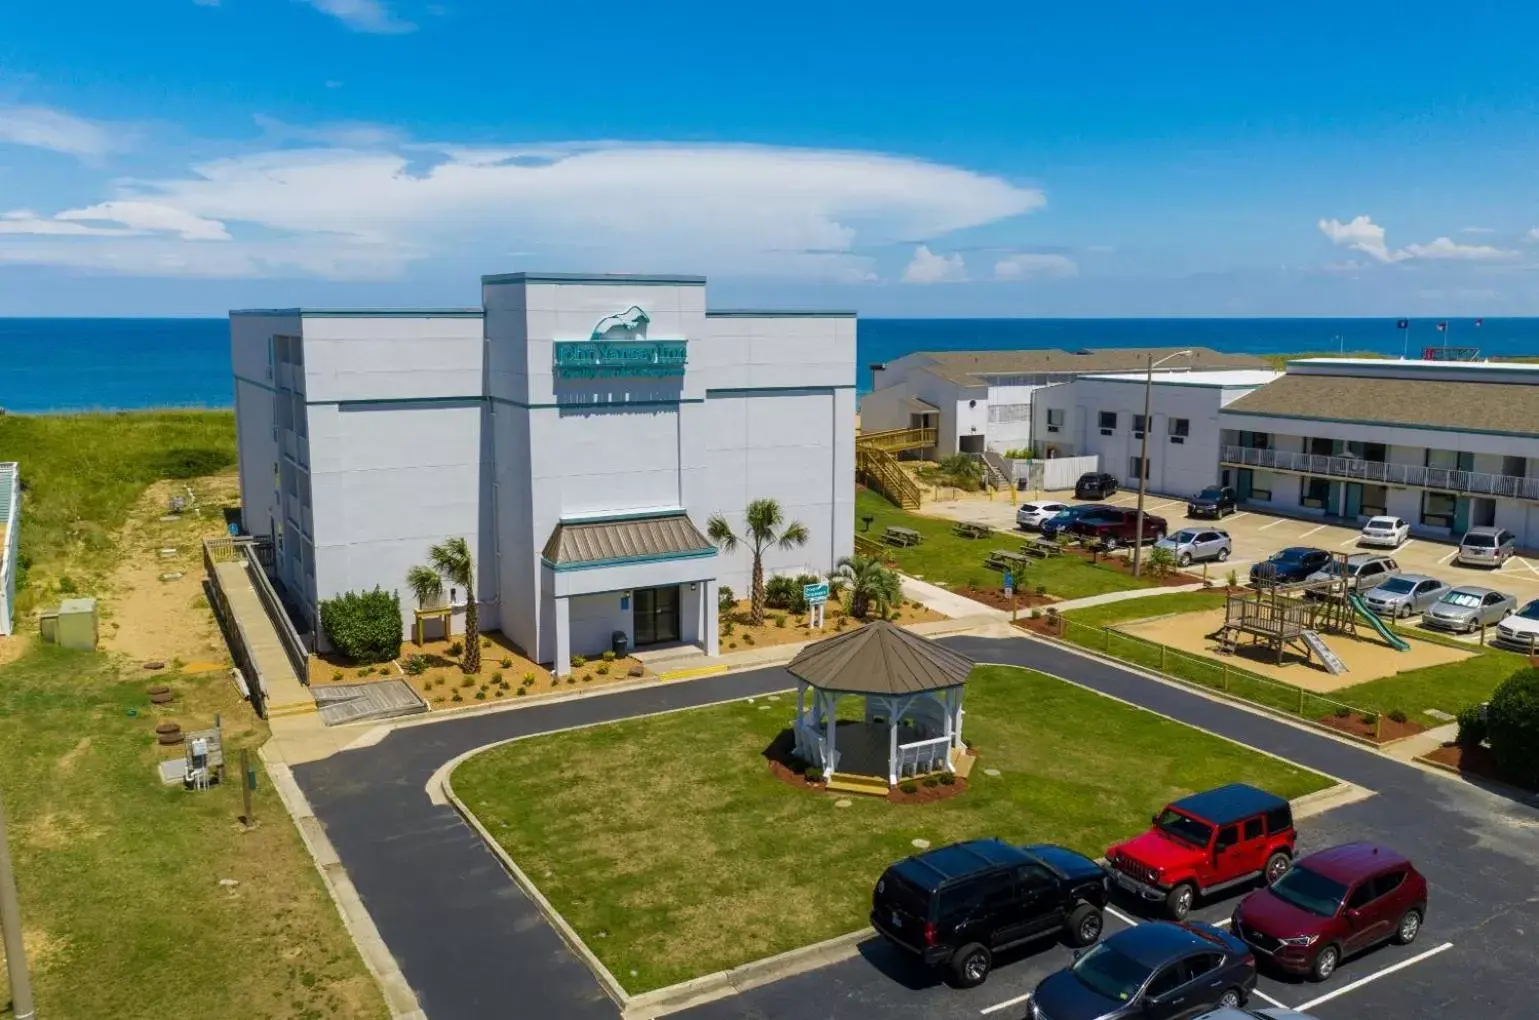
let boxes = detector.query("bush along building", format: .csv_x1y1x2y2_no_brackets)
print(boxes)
230,272,856,675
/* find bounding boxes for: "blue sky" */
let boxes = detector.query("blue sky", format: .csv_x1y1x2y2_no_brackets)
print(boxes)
2,0,1538,316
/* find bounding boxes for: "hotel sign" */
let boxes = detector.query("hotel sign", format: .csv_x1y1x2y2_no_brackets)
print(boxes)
553,340,688,379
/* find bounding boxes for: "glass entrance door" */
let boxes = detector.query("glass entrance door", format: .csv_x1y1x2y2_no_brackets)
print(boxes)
633,586,681,646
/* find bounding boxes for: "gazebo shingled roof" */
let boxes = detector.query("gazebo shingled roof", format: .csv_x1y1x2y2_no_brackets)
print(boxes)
787,620,974,695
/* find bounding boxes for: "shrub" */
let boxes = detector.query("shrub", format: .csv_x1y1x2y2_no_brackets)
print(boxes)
1146,546,1177,579
57,575,77,594
1360,712,1379,726
601,650,616,663
515,687,526,697
1387,709,1408,724
899,782,918,795
448,640,463,657
474,690,486,700
1333,705,1352,718
764,575,800,611
1455,704,1487,747
480,636,491,648
403,655,429,676
773,614,787,628
495,689,504,698
1487,668,1539,787
721,619,735,636
1035,584,1047,595
356,667,372,678
570,675,580,685
1030,609,1042,619
491,671,503,684
461,676,475,688
743,633,755,645
451,692,463,702
938,773,956,786
1226,569,1239,588
596,663,609,675
571,654,587,668
804,767,823,782
523,672,536,685
728,641,737,649
922,777,939,788
717,585,735,612
500,657,513,669
331,671,343,682
319,587,403,663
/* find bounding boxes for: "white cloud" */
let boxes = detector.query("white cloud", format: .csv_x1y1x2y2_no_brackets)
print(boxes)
1399,236,1519,261
1317,215,1405,263
1319,215,1518,264
902,245,967,284
252,114,403,148
0,139,1044,281
994,252,1078,279
300,0,415,33
1460,226,1495,234
1525,227,1539,243
0,202,229,241
0,211,134,237
0,105,124,158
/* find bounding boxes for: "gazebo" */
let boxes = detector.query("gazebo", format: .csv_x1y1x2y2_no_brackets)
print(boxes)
786,620,974,789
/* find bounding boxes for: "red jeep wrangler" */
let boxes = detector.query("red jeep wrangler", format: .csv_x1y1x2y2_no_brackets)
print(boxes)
1105,783,1295,920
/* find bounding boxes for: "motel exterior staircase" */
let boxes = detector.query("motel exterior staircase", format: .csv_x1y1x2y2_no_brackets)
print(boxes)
855,427,934,510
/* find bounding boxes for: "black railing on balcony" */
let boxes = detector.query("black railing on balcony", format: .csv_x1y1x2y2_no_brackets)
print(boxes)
1220,445,1539,501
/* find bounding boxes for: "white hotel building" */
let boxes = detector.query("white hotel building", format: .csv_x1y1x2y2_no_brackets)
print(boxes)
230,272,855,674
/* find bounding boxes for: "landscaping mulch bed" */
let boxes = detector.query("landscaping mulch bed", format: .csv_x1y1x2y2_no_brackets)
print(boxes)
1421,742,1520,787
889,777,967,804
955,585,1057,612
1014,615,1062,638
1316,712,1425,744
766,756,826,791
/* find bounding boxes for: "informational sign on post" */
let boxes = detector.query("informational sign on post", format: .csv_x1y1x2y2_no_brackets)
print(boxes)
1002,571,1014,598
803,582,830,629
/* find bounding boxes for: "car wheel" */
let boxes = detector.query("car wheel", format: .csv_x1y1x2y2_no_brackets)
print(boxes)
1217,547,1230,562
949,943,992,988
1178,552,1192,567
1397,603,1412,619
1263,850,1291,886
1165,883,1195,920
1309,945,1340,983
1218,987,1244,1009
1393,908,1422,945
1065,903,1103,947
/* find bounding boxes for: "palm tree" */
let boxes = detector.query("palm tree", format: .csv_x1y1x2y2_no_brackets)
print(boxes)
408,538,479,673
707,499,810,626
835,554,903,619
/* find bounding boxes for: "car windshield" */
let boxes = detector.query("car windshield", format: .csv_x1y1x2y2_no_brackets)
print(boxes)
1269,549,1307,564
1070,942,1152,1003
1517,601,1539,621
1172,530,1200,543
1440,591,1482,609
1267,865,1348,918
1197,487,1224,500
1378,577,1416,594
1464,534,1497,547
1154,808,1213,847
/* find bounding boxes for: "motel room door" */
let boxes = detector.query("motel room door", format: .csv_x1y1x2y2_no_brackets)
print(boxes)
633,586,681,646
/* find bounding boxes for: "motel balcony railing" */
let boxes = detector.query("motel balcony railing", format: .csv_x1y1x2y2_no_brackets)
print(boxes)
1220,445,1539,501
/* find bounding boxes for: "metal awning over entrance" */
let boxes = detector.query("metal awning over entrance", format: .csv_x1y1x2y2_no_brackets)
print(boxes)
541,512,715,570
907,396,940,415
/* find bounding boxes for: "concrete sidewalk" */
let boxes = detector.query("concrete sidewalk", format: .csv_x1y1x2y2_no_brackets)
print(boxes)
1049,581,1207,612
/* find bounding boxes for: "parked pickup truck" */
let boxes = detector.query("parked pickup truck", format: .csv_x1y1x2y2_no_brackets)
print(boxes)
1068,507,1168,550
1105,784,1296,920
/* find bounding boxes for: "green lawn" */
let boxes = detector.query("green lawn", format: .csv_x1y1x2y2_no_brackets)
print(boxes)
0,410,236,612
452,665,1329,993
1062,591,1230,629
856,489,1152,599
0,642,386,1020
1336,643,1528,720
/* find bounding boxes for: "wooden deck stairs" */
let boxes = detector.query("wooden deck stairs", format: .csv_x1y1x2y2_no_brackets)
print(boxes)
855,427,934,510
827,773,891,798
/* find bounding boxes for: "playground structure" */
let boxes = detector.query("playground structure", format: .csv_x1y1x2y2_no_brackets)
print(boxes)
1216,553,1409,674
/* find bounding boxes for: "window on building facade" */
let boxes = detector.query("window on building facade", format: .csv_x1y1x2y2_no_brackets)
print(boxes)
1129,456,1149,480
1099,411,1117,430
1242,431,1271,450
1133,414,1147,437
1301,477,1331,509
1169,417,1190,438
988,403,1031,423
1046,408,1065,428
1422,491,1457,528
1243,469,1272,501
1503,455,1527,479
1361,485,1388,517
1307,437,1335,457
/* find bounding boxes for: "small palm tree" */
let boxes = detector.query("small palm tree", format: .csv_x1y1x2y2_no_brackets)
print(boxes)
707,499,810,626
835,554,903,619
408,538,479,673
1146,545,1177,580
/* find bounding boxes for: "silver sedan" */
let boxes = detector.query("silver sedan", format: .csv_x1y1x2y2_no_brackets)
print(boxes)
1361,574,1450,619
1420,586,1517,633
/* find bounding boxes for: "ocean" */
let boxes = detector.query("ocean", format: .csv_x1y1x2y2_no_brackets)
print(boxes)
1,316,1535,414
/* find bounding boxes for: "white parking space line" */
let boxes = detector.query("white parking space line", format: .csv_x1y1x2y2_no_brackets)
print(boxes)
1149,500,1182,513
1438,549,1458,564
1104,904,1141,927
980,991,1033,1015
1338,535,1361,547
1226,512,1252,522
1300,524,1327,538
1291,942,1454,1012
1250,988,1288,1009
1259,518,1293,531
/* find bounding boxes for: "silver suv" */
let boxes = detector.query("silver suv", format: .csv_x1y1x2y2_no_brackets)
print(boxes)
1305,553,1399,592
1154,527,1232,566
1456,526,1516,568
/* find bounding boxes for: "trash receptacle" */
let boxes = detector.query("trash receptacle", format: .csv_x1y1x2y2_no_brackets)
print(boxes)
612,630,629,658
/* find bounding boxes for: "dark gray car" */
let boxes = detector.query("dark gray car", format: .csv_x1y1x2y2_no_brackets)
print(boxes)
1361,573,1450,618
1420,585,1517,633
1029,921,1256,1020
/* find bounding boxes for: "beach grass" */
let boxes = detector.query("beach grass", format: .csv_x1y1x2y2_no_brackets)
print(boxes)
452,664,1329,993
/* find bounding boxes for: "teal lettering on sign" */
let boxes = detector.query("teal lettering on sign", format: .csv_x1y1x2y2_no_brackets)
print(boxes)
553,340,688,379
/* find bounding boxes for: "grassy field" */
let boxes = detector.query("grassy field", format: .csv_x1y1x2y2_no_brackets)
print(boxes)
856,489,1152,600
1061,590,1230,629
1337,642,1528,719
0,410,237,612
452,664,1330,993
0,642,386,1020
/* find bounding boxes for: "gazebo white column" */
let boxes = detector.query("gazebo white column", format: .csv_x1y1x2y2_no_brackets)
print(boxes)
888,701,900,785
942,689,957,772
823,689,838,777
793,681,807,757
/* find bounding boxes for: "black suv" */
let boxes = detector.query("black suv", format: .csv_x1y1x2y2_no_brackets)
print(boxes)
1075,472,1120,500
871,838,1108,988
1187,485,1237,519
1250,546,1332,585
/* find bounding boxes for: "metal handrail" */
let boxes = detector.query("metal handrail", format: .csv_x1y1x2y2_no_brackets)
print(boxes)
1220,445,1539,501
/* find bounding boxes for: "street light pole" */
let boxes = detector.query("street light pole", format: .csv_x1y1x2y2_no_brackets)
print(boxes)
0,788,37,1020
1132,349,1192,577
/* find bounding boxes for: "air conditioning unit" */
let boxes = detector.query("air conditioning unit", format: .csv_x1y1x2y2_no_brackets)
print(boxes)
1100,428,1114,436
1171,436,1186,445
1133,431,1145,439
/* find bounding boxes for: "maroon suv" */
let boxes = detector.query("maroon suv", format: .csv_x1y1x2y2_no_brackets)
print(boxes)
1231,842,1427,982
1069,507,1167,550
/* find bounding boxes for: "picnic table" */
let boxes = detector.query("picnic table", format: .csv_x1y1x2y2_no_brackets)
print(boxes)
882,525,922,547
952,521,992,539
1021,537,1062,558
984,549,1030,573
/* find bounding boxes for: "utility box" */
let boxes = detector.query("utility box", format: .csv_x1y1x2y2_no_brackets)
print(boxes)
56,597,99,651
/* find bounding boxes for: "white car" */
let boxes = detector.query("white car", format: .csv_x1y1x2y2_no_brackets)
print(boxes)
1017,501,1069,531
1493,599,1539,652
1359,515,1409,548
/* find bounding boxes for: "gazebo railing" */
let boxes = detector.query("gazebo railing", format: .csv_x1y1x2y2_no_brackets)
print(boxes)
795,720,835,772
893,735,952,783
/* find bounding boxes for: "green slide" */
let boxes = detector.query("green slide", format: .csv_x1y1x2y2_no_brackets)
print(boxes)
1349,593,1411,651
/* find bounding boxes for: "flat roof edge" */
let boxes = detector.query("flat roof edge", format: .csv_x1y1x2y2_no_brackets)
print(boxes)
706,309,857,319
482,272,707,285
231,308,484,318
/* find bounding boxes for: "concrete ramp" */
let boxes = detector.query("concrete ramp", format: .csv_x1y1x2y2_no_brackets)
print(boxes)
313,680,428,726
212,560,313,717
